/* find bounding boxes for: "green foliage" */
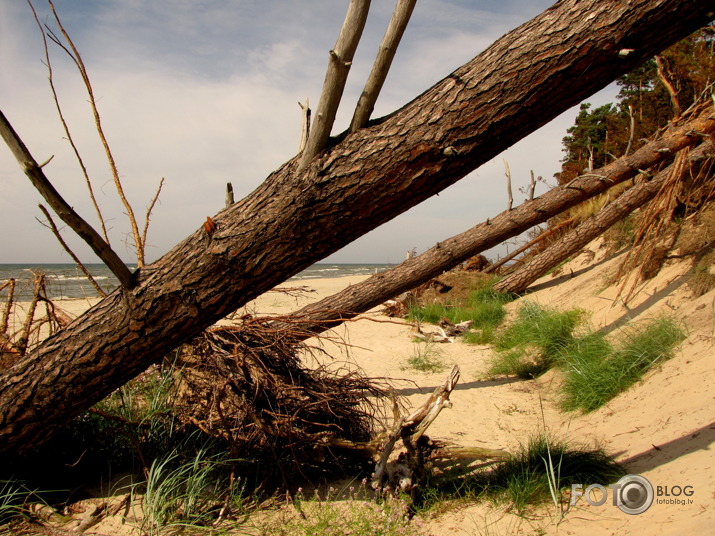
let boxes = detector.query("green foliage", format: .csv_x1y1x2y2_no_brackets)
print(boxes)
561,102,627,179
137,443,247,535
403,342,446,373
488,302,584,378
408,283,513,345
559,316,686,412
488,302,685,412
417,434,624,516
0,480,41,525
261,487,425,536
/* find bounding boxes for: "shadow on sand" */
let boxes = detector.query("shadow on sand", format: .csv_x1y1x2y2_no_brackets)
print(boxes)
521,248,627,295
392,376,524,397
619,420,715,474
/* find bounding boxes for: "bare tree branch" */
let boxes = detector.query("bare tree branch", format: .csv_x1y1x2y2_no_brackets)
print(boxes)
504,159,513,211
141,177,165,257
625,103,636,155
0,280,15,336
0,110,134,289
46,0,146,266
298,98,311,153
299,0,371,170
27,0,111,245
528,170,537,201
14,272,44,357
37,204,107,298
350,0,417,132
484,218,574,275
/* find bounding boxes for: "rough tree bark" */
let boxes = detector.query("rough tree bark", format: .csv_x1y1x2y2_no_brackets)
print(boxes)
1,0,713,456
272,109,715,337
494,140,715,294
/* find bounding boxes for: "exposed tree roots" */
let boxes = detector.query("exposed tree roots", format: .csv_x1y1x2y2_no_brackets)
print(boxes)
175,319,393,482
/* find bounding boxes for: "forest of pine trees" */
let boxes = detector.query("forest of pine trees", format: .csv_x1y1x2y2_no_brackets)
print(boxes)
558,25,715,184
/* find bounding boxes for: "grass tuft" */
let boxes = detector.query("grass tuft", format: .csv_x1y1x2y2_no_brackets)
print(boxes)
487,303,685,412
261,486,426,536
408,282,514,345
416,434,624,516
0,479,42,526
559,316,685,412
403,342,446,373
136,440,248,535
488,302,584,378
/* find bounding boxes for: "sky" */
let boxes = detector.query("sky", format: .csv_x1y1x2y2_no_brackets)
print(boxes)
0,0,618,266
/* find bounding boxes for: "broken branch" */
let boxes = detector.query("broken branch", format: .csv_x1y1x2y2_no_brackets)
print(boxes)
299,0,371,170
350,0,416,132
0,110,134,289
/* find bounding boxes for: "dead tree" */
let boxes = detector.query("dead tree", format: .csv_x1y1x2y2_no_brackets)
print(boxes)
271,108,715,338
1,0,713,456
494,140,715,295
350,0,417,132
299,0,371,170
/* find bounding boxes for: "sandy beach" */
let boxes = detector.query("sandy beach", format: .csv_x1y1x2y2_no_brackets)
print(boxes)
205,243,714,535
4,240,714,535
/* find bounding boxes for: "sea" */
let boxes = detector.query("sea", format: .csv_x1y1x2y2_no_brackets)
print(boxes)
0,263,394,301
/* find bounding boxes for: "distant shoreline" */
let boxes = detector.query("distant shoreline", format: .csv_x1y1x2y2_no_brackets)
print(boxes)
0,263,393,301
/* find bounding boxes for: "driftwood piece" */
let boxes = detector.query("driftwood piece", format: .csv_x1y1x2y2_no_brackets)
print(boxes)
413,319,472,343
372,365,460,489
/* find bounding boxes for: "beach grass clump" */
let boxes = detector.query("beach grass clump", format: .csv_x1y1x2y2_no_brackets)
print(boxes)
261,487,427,536
488,302,584,378
0,479,43,526
404,342,446,373
136,443,248,535
408,282,514,344
486,303,685,411
68,360,192,474
416,434,624,516
559,316,685,412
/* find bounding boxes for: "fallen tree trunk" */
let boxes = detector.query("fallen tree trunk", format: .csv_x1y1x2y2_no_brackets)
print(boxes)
493,141,715,294
1,0,712,456
271,107,715,337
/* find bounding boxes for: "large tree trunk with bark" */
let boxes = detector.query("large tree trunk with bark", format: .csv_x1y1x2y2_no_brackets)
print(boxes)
272,110,715,337
494,140,715,295
1,0,713,456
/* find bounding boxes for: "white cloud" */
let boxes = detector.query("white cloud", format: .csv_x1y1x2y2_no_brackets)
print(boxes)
1,0,619,265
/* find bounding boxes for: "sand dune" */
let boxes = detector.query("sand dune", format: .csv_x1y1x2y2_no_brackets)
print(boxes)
10,237,714,535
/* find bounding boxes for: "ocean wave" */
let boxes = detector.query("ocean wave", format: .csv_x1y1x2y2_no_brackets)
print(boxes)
46,275,110,281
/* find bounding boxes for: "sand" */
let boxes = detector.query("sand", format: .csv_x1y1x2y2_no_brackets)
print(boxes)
7,242,715,535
